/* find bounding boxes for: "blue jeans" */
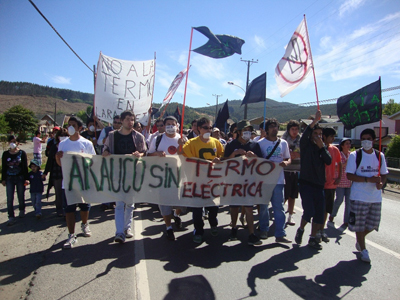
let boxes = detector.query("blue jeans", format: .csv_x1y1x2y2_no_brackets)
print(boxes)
331,187,351,223
115,201,135,236
6,176,26,218
259,184,286,238
31,193,42,215
192,206,218,236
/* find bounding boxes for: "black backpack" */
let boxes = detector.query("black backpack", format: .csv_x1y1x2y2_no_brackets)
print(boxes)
155,133,164,152
355,148,381,170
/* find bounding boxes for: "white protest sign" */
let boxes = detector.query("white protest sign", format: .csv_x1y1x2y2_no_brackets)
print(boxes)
95,52,155,125
61,154,281,207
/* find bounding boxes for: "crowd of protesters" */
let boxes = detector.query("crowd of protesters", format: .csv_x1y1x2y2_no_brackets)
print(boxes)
1,109,388,263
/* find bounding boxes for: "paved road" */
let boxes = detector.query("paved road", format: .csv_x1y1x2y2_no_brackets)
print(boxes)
1,182,400,299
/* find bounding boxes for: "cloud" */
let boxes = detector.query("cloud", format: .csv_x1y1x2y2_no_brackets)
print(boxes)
339,0,366,17
51,75,71,85
253,35,266,51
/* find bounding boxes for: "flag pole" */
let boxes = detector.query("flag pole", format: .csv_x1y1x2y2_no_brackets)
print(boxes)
378,77,382,176
263,72,267,130
146,52,157,136
304,14,320,110
180,27,194,137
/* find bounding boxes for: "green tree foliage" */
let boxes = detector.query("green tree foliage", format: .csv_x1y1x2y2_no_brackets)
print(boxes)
0,114,10,134
383,99,400,116
3,105,37,136
385,135,400,158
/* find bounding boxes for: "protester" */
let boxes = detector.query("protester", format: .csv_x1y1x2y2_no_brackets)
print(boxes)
224,120,262,246
212,127,227,147
81,117,103,154
43,128,69,217
180,117,224,244
294,110,332,250
33,130,47,166
45,126,60,157
329,138,352,227
27,159,45,219
318,127,342,243
187,119,199,139
147,116,186,241
133,121,143,133
147,118,165,147
1,135,28,225
346,128,388,263
56,117,96,249
97,115,121,148
103,110,147,244
258,118,292,243
281,120,301,226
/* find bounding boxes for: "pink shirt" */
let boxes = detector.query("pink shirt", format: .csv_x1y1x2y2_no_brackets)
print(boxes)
338,151,352,188
33,137,42,154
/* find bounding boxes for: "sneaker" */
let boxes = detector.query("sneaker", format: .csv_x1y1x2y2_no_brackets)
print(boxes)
193,234,203,244
276,236,292,243
286,214,295,226
355,242,361,252
166,228,175,240
7,217,16,226
295,228,304,244
308,238,322,250
125,228,133,238
81,223,92,237
320,231,329,243
360,249,371,263
173,215,182,229
260,231,269,240
229,227,238,241
210,226,218,236
36,213,42,219
63,234,77,249
114,233,125,244
19,210,25,218
248,234,262,246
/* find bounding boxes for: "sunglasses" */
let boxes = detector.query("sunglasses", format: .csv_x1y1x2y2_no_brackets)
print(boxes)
157,124,164,127
201,126,213,130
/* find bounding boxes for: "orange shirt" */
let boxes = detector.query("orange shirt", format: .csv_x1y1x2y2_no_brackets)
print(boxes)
324,145,341,189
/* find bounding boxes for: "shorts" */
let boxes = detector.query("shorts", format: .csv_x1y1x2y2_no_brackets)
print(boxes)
284,171,299,200
299,183,325,224
324,189,335,214
62,189,91,213
159,205,186,217
348,200,381,232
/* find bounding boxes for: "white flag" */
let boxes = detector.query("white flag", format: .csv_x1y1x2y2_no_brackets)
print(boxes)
95,53,155,126
275,19,313,97
159,67,189,109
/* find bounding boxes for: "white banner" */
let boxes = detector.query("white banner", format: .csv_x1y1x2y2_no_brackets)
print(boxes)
61,153,282,207
159,67,188,109
275,19,313,97
95,53,155,125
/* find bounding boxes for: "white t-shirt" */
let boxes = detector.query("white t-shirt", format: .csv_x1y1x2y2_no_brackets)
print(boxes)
148,133,181,156
346,150,388,203
258,138,290,184
58,136,96,188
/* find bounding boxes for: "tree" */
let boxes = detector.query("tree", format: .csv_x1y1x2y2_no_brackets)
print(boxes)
0,114,10,134
383,99,400,116
3,105,37,136
385,135,400,158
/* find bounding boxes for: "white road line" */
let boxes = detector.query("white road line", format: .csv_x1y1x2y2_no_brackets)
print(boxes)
293,205,400,260
134,207,151,300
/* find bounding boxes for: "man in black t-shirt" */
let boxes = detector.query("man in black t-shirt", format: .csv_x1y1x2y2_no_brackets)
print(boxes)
224,120,262,246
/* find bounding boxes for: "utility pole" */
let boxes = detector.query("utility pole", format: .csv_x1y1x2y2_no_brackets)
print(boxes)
241,58,258,119
212,94,222,123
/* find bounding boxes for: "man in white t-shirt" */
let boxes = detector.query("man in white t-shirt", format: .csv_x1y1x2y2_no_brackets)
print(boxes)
148,116,187,241
56,117,96,249
257,118,292,243
346,128,388,263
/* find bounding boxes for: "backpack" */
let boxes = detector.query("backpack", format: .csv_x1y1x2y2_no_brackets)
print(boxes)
355,148,381,171
155,133,164,152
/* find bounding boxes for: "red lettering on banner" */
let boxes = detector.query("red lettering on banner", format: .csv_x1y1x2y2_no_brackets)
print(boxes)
256,161,275,175
211,183,220,197
242,159,257,175
192,183,202,197
207,163,222,178
248,182,257,196
201,184,211,198
255,181,263,197
225,160,240,176
182,182,193,198
221,183,233,196
186,158,209,177
232,184,243,196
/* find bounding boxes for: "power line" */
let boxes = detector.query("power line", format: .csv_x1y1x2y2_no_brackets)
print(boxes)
28,0,94,73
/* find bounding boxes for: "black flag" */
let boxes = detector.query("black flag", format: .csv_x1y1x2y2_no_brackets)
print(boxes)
241,73,266,106
337,79,382,130
214,100,230,131
192,26,245,59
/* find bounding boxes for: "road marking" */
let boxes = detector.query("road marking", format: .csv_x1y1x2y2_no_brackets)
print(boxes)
134,207,151,300
293,205,400,260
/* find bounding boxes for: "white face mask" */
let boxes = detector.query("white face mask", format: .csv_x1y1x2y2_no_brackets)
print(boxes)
89,125,95,132
203,132,211,140
9,142,17,149
242,131,252,141
68,126,76,136
361,140,373,151
165,125,176,135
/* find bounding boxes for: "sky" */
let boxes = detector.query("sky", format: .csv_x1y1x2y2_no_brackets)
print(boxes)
1,0,400,116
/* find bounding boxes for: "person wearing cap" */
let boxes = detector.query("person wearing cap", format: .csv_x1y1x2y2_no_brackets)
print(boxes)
212,127,227,147
224,120,262,246
45,126,60,157
257,118,292,244
27,159,45,219
2,135,29,225
329,137,352,227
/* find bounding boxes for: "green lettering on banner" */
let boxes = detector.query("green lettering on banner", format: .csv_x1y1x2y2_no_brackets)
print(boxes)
371,94,380,103
110,158,122,193
132,159,146,192
349,99,357,109
69,155,84,191
167,166,181,188
123,157,134,193
149,165,163,188
370,106,380,118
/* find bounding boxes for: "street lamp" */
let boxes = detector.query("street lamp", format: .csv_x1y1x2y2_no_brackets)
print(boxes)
227,81,245,93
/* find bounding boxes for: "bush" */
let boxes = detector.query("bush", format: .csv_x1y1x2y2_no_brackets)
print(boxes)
385,135,400,158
